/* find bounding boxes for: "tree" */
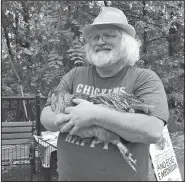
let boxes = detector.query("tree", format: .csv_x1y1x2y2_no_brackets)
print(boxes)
2,1,184,130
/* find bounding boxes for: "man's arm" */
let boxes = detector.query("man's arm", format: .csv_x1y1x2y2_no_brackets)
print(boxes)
93,70,168,144
93,106,164,144
40,68,77,132
40,106,68,132
61,99,164,144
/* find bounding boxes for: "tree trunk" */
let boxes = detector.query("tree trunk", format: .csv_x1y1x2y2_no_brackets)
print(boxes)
21,2,30,48
142,1,148,54
104,1,108,6
21,1,33,71
168,11,180,57
168,23,178,56
3,11,28,120
143,29,148,54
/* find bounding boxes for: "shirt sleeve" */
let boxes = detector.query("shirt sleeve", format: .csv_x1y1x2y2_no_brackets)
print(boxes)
133,69,169,124
45,68,77,106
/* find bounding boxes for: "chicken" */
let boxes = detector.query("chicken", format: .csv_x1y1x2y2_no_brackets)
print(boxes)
49,89,154,172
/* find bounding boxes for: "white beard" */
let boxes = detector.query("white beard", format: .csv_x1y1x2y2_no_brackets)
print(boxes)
87,48,122,67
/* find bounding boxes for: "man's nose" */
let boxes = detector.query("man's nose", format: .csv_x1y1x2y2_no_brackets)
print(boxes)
96,35,105,45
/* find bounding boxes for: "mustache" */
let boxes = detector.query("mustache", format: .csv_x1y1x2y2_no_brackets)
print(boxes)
95,46,112,52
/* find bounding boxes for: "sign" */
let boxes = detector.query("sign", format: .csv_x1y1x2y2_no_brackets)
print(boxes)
150,125,182,181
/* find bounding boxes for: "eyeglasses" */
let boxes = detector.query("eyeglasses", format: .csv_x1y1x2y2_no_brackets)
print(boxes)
88,32,121,45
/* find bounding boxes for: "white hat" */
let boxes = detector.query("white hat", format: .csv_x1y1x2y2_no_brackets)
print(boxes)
82,6,136,40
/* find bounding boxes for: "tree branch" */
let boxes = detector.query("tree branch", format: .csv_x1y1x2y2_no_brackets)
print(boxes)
128,14,141,18
88,12,98,17
147,36,167,44
3,16,28,119
3,28,21,83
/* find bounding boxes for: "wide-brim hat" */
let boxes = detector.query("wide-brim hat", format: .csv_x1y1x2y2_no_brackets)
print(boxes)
82,6,136,40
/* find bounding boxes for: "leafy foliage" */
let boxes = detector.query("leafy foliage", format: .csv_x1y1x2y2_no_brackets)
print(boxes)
2,1,184,131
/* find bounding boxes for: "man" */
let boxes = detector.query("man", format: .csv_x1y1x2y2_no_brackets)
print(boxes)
40,7,169,181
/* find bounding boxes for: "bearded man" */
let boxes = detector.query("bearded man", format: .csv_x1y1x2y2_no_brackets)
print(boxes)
40,7,169,181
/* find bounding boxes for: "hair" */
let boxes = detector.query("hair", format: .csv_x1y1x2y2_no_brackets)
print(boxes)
84,28,142,66
119,30,142,66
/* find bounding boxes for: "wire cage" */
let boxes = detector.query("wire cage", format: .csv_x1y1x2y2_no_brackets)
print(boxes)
33,137,58,181
2,144,33,181
1,95,49,181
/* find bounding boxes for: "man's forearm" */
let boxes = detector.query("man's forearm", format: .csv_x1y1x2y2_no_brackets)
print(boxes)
40,106,64,132
93,106,164,144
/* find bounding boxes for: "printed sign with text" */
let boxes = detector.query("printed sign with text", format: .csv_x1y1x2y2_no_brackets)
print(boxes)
150,125,182,181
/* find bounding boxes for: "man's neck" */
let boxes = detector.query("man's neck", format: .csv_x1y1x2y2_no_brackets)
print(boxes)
95,60,125,77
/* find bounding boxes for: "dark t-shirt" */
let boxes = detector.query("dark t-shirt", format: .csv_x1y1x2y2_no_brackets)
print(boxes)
48,65,169,181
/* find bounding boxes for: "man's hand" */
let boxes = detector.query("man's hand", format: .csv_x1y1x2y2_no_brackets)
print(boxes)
60,98,98,135
40,106,71,132
53,113,71,131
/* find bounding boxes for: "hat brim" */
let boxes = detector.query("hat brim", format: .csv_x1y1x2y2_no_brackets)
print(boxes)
82,23,136,40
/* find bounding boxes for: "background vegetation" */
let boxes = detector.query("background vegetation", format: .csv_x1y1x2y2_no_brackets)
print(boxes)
1,1,184,133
